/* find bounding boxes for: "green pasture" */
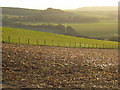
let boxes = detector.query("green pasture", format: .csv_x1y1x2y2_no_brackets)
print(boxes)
2,27,118,49
67,21,118,39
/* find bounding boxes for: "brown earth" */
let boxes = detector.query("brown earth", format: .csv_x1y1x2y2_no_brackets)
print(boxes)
2,43,119,89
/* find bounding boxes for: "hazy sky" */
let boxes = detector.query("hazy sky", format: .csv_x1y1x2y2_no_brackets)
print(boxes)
0,0,119,10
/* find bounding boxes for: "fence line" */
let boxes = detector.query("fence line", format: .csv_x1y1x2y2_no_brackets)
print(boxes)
4,36,119,49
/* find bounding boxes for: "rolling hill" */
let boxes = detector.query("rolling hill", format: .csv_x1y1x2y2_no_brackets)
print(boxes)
66,6,118,20
2,7,98,23
2,27,118,48
76,6,118,11
2,7,118,41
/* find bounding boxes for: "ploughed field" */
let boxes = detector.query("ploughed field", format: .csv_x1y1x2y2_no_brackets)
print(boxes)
2,43,119,89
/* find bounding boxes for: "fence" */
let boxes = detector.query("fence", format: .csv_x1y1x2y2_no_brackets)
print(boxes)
3,36,119,49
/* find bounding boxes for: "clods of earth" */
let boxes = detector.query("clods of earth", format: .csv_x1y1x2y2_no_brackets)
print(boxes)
2,43,119,89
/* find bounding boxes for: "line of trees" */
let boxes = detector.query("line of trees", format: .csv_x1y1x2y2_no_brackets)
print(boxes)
3,21,81,36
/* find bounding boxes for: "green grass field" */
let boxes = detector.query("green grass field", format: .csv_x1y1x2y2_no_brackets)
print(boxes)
2,27,118,49
67,21,118,39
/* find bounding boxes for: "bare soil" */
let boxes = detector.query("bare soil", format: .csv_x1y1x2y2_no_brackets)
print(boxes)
2,43,119,89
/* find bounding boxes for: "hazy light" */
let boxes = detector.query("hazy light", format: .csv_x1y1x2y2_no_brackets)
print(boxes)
0,0,119,10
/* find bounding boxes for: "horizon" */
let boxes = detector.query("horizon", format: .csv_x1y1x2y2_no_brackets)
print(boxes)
0,0,119,10
1,6,118,10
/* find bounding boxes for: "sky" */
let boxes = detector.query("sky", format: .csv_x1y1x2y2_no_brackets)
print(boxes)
0,0,119,10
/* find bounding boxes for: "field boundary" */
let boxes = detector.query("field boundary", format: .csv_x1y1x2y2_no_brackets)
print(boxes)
2,36,119,49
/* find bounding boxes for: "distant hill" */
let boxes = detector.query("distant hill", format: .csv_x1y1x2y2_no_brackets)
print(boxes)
2,6,117,23
2,7,98,23
76,6,118,11
66,6,118,21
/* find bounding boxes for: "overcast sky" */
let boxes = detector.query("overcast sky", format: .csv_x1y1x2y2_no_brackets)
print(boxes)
0,0,119,10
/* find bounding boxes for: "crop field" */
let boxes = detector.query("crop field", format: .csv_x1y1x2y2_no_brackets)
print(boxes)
2,43,119,89
2,27,118,49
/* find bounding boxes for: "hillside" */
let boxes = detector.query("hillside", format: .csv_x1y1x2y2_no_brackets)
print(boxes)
67,22,118,41
2,7,98,23
2,7,117,23
66,6,118,20
76,6,118,11
2,27,118,49
2,7,118,41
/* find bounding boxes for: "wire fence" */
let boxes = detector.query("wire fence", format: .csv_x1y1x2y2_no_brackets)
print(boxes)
3,36,119,49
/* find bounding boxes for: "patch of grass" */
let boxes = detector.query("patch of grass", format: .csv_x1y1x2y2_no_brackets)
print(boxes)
2,27,118,48
67,21,118,39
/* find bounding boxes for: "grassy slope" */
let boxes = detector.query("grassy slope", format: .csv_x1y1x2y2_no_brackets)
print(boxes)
64,7,118,39
67,21,118,39
2,27,118,48
18,21,118,40
65,7,117,22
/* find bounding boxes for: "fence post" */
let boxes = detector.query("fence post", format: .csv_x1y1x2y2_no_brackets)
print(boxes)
96,44,98,48
36,40,38,45
52,40,53,46
80,43,81,48
8,36,10,43
75,43,76,48
44,40,46,46
19,37,20,44
28,38,29,45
